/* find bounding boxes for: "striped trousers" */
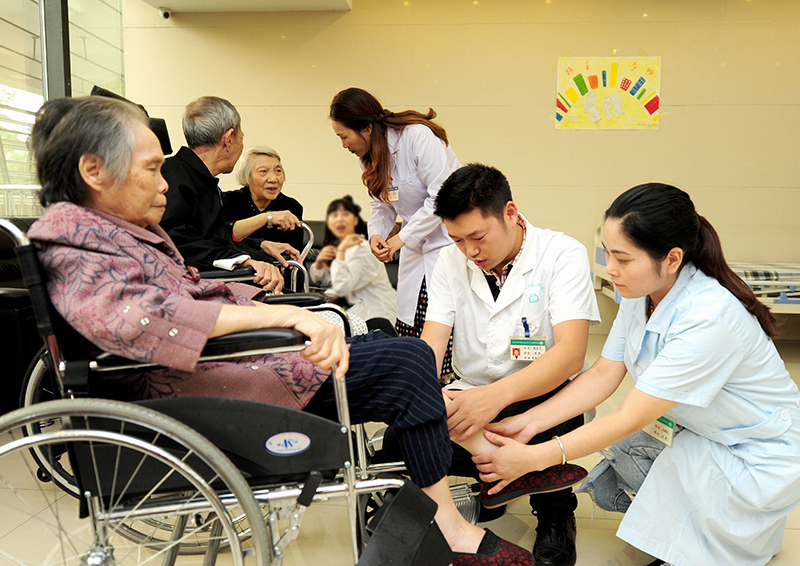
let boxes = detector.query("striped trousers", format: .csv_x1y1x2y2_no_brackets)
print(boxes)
303,330,451,488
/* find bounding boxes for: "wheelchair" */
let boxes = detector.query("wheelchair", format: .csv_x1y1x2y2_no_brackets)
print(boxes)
200,221,315,293
0,218,450,566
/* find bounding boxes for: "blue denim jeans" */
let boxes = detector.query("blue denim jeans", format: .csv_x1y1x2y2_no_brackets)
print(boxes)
575,429,678,513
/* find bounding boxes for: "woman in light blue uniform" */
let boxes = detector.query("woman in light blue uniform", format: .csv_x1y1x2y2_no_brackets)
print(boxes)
472,183,800,566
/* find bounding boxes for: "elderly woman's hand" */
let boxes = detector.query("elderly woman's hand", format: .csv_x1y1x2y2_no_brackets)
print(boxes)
291,309,350,380
270,210,302,231
243,259,284,293
211,304,348,379
260,241,301,267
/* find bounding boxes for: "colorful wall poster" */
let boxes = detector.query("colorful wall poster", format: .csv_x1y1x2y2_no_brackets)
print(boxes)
556,57,661,129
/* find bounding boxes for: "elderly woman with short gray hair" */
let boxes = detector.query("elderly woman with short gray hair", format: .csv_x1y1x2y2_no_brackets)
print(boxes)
222,146,305,264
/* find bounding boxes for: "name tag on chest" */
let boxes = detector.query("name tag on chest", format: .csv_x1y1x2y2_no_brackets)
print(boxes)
509,337,546,361
642,415,675,447
387,186,399,202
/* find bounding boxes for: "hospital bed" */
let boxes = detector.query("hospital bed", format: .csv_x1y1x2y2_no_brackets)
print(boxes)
591,224,800,315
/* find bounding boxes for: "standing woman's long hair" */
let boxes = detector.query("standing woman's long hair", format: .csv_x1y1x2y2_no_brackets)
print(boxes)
329,87,449,201
606,183,777,338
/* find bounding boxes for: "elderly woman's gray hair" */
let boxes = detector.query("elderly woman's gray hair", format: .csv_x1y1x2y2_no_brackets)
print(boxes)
31,96,148,207
236,146,284,187
183,96,241,149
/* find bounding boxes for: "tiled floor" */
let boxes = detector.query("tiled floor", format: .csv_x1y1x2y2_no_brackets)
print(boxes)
1,336,799,565
276,336,800,566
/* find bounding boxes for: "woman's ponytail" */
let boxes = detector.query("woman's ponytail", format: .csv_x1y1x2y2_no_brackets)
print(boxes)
693,216,776,338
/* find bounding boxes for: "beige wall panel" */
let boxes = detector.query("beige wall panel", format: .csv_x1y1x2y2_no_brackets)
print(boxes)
400,20,800,107
533,185,800,266
689,187,800,263
123,3,800,110
123,0,800,268
124,19,800,108
123,26,413,107
402,0,800,25
124,0,800,27
441,104,800,190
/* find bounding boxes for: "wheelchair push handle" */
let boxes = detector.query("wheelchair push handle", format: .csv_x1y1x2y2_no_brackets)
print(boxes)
299,222,314,262
0,219,56,339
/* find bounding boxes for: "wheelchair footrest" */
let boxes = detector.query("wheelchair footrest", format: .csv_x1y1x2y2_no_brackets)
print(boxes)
357,482,454,566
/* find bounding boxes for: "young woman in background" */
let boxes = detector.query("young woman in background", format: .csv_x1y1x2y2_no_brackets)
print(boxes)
311,195,397,328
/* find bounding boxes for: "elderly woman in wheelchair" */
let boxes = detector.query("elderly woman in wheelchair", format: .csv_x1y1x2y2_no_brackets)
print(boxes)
11,95,535,565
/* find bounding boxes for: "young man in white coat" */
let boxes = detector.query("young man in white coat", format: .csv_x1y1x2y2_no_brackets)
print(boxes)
421,163,601,566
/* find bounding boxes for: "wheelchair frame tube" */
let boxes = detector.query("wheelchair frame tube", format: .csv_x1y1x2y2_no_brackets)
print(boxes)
285,259,309,293
331,362,361,562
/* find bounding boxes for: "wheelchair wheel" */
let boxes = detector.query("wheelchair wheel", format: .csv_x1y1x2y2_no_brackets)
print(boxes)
17,351,268,554
0,398,270,566
18,347,81,497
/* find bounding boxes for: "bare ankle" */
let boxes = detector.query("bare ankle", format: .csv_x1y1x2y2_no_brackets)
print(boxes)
436,517,484,554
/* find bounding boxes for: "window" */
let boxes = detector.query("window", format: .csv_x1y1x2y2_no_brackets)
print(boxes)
0,0,124,216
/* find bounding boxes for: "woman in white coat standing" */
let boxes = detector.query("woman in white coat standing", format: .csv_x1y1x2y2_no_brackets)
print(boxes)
329,88,460,374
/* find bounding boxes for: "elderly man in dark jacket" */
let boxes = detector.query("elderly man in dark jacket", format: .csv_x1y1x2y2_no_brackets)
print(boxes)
159,96,296,286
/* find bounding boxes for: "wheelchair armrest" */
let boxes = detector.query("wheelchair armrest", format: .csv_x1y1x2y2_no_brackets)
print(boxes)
197,266,257,282
199,328,308,357
260,292,326,307
90,328,308,372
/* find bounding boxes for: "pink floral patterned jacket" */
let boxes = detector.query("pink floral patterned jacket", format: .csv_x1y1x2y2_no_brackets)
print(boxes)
27,202,328,409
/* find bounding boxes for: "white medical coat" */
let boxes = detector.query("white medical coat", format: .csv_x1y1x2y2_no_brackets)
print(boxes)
602,264,800,566
367,124,460,326
426,217,600,386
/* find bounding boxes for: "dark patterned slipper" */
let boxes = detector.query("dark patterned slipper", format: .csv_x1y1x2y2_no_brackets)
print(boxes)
480,463,588,509
452,529,534,565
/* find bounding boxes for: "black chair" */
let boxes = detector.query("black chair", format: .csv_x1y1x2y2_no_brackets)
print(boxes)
0,217,45,415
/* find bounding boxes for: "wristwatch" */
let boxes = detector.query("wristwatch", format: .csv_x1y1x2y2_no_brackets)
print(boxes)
267,211,273,229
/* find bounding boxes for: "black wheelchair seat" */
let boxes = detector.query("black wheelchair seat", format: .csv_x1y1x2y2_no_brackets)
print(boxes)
138,397,351,483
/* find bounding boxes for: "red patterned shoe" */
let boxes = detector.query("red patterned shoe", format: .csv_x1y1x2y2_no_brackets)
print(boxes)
453,529,534,566
480,463,588,509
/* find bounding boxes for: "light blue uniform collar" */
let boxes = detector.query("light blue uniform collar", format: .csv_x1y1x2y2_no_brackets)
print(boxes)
645,263,698,334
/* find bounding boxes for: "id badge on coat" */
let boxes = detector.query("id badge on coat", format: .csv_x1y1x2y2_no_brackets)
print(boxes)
387,186,399,202
509,336,546,361
510,316,545,361
642,415,675,447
